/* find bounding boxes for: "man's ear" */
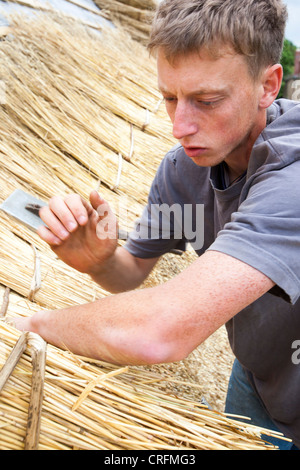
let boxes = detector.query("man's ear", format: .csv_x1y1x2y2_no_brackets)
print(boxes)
259,64,283,109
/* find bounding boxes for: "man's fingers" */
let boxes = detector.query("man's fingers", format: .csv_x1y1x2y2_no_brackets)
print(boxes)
89,190,105,212
90,191,114,221
49,194,89,228
39,205,71,241
37,224,63,246
64,194,91,226
94,197,118,240
39,194,93,235
89,191,119,240
38,193,103,245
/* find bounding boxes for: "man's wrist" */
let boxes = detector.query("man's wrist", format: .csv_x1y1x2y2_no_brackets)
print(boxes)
13,309,48,336
28,310,45,335
86,252,116,281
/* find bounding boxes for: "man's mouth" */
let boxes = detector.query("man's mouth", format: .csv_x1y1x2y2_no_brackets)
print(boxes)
183,146,208,158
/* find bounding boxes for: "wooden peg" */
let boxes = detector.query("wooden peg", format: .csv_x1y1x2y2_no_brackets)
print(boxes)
24,334,47,450
0,332,28,392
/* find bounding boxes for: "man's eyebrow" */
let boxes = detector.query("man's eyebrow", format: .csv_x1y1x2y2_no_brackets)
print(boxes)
158,85,228,96
191,87,228,96
158,85,171,94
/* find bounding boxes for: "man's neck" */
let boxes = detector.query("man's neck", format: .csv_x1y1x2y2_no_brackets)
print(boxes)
225,110,267,183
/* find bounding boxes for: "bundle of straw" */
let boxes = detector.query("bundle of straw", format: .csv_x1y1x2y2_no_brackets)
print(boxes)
93,0,157,44
0,321,288,450
0,15,175,205
0,114,143,235
0,220,108,310
115,0,158,10
1,0,107,31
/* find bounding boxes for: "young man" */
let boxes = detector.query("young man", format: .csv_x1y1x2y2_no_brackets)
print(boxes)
15,0,300,449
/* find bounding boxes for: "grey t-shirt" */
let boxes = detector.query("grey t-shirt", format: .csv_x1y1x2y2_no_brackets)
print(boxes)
125,99,300,445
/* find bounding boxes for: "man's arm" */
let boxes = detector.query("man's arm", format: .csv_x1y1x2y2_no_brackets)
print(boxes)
88,246,159,293
15,250,275,365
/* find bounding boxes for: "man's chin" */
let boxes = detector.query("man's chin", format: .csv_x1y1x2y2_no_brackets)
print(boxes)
189,154,220,168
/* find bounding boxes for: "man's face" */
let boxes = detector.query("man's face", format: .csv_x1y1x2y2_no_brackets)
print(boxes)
157,48,267,172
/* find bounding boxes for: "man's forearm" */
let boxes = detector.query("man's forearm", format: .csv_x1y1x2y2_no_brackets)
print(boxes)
15,251,275,366
19,285,177,365
87,246,159,293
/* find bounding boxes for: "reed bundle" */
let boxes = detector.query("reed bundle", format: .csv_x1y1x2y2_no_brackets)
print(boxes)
1,58,149,203
0,115,143,235
93,0,157,44
0,165,42,205
0,321,287,450
1,0,106,31
0,95,150,207
0,220,108,310
114,0,158,10
9,13,169,131
0,15,175,206
94,0,154,22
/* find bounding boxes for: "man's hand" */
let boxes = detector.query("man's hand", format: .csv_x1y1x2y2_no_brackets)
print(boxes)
37,190,118,274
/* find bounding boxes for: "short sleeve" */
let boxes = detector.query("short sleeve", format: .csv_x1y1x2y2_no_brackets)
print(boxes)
124,150,188,258
208,162,300,304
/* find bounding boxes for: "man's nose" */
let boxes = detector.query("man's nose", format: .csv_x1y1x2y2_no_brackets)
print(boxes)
172,102,198,140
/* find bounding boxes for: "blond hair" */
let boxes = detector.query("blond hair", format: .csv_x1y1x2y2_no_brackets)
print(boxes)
148,0,288,78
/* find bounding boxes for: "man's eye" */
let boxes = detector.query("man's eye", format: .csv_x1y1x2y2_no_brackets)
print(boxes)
197,99,223,108
164,97,177,103
198,101,215,107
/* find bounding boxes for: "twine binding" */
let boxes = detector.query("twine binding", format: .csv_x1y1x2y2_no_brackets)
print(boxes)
111,152,123,191
28,245,41,302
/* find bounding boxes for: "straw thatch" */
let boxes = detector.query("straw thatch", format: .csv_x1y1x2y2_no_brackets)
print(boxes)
0,317,289,450
0,11,283,450
93,0,157,44
2,0,157,45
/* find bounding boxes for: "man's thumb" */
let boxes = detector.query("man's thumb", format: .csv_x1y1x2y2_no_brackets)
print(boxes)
89,190,105,211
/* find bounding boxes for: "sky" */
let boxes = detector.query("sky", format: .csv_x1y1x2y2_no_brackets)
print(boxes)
284,0,300,47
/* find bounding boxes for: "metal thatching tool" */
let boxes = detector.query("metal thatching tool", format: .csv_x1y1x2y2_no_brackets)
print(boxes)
0,189,47,231
0,190,130,240
0,189,183,255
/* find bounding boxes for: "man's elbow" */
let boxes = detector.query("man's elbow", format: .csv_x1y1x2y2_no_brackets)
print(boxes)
135,324,194,365
103,330,191,366
136,341,183,365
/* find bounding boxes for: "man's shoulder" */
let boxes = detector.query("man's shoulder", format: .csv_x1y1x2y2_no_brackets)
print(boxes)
249,99,300,175
265,99,300,155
